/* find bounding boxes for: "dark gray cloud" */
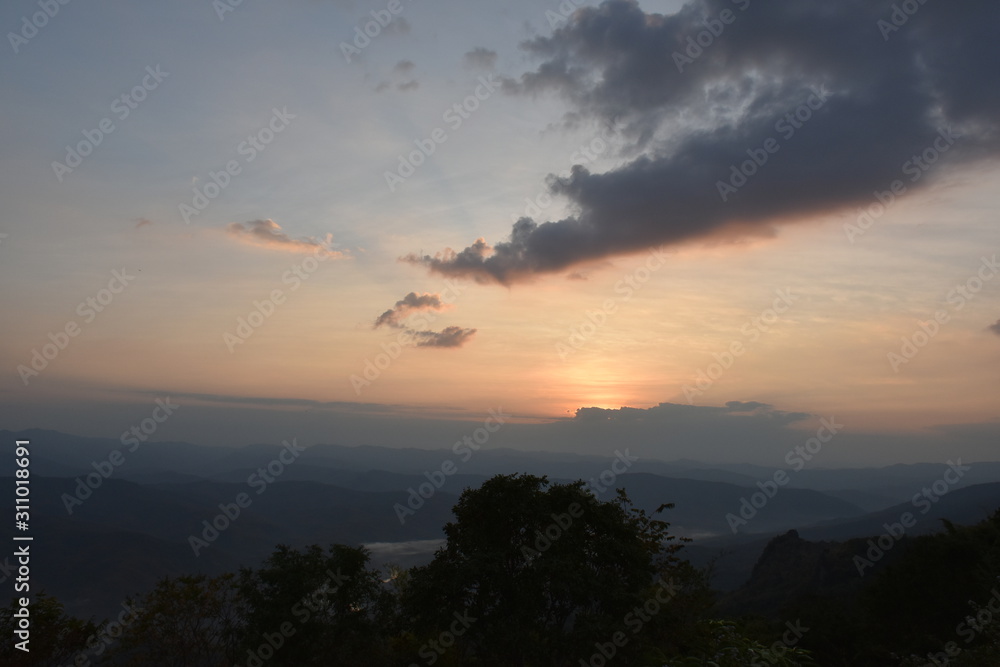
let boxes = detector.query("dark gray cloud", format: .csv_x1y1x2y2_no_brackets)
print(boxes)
374,293,476,349
393,60,415,74
406,0,1000,284
387,16,410,35
377,60,418,93
989,320,1000,336
374,292,447,329
412,325,477,348
463,47,497,70
725,400,774,414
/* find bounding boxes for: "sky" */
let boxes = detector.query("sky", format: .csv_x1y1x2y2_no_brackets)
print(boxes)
1,0,998,466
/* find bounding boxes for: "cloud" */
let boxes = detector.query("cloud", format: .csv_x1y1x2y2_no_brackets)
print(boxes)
55,392,1000,464
573,401,810,427
989,320,1000,336
463,47,497,70
725,401,772,414
134,217,152,228
131,388,402,413
226,219,342,256
412,326,477,348
387,16,410,35
374,292,448,329
393,60,415,74
406,0,1000,285
376,60,419,93
373,293,476,349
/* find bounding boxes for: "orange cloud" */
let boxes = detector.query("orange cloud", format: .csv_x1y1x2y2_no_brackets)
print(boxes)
226,219,343,256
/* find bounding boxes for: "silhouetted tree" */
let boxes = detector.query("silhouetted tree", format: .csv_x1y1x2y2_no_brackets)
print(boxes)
112,573,243,666
0,592,98,666
403,473,709,666
238,543,395,666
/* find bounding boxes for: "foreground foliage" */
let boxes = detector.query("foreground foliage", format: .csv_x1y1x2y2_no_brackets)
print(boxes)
9,476,999,665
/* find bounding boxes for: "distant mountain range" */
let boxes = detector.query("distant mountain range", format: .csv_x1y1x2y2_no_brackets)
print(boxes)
3,428,999,620
684,481,1000,591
